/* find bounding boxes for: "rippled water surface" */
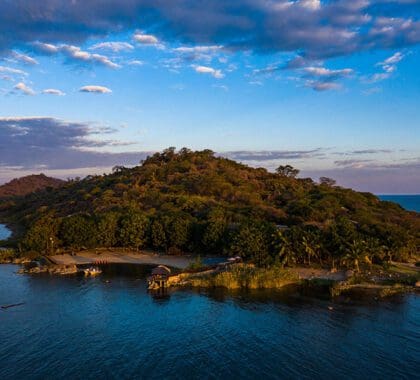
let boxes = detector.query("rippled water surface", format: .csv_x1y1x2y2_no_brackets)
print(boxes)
0,264,419,379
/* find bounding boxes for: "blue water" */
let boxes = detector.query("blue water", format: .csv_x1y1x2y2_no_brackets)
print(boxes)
378,194,420,212
0,264,419,379
0,224,11,240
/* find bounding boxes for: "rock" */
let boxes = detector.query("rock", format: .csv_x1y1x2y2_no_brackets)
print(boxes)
415,281,420,288
18,263,78,275
48,264,78,275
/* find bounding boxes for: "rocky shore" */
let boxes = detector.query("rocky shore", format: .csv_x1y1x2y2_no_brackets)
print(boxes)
18,263,79,275
165,263,420,298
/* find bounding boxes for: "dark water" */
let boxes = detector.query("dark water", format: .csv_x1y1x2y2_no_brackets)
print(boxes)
0,265,419,379
378,194,420,212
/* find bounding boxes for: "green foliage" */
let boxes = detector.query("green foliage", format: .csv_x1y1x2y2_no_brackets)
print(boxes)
59,214,96,249
276,165,300,178
187,264,299,289
2,148,418,267
118,210,149,249
202,208,228,254
22,213,60,253
96,212,120,247
165,214,192,252
230,222,276,267
150,219,167,251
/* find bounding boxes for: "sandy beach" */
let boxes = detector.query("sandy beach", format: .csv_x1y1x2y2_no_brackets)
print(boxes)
49,249,195,269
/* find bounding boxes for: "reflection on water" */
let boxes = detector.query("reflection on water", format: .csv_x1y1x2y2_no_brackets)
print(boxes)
0,264,418,380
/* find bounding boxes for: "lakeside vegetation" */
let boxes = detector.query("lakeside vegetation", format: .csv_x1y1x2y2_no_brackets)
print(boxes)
0,148,419,273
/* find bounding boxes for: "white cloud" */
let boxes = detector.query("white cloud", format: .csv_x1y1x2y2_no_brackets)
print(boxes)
42,88,66,96
174,45,223,54
0,65,27,76
368,51,405,83
194,65,224,79
14,82,35,95
377,51,404,74
79,85,112,94
133,32,159,45
298,0,321,11
89,42,134,52
304,67,353,77
305,80,341,91
33,42,120,68
11,51,38,65
127,60,144,66
212,84,229,91
60,45,120,69
32,42,60,54
381,52,404,66
368,72,390,83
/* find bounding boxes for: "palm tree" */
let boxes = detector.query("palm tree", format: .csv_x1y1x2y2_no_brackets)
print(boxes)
344,238,367,272
275,232,295,267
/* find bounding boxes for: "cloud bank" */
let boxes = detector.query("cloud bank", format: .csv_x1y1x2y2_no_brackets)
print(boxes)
0,117,146,171
0,1,418,61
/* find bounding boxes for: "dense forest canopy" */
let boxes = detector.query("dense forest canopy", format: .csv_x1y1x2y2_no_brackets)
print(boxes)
1,148,419,268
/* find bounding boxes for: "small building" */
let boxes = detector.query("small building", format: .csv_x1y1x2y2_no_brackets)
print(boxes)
147,265,171,290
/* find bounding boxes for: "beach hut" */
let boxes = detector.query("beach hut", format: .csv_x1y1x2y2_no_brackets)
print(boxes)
147,265,171,289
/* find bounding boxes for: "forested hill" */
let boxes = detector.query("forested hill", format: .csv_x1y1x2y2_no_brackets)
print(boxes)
0,174,65,198
2,148,419,266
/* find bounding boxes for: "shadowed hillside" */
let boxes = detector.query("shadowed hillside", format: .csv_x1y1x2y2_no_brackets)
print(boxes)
1,148,418,267
0,174,65,198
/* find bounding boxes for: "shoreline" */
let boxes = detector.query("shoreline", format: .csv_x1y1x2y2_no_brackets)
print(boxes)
4,249,419,298
165,262,420,298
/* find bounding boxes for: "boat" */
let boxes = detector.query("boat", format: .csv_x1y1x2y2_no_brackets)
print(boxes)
83,266,102,276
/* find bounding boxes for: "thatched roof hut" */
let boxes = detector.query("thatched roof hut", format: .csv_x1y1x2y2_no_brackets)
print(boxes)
151,265,171,277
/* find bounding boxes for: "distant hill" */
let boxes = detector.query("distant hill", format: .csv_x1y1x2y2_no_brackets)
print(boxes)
0,174,65,198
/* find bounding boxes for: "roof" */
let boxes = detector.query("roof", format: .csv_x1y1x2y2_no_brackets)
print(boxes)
151,265,171,276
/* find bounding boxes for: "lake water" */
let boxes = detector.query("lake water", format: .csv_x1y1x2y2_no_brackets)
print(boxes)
0,224,11,240
0,264,419,379
378,194,420,212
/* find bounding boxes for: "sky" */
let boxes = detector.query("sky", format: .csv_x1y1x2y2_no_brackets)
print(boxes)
0,0,419,193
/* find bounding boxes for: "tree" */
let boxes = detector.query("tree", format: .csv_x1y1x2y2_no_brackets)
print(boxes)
273,231,295,267
231,222,274,267
112,165,126,173
150,219,167,251
59,214,97,249
22,213,60,253
343,238,367,272
119,210,149,250
276,165,300,178
96,212,120,247
202,208,227,253
166,215,191,251
319,177,336,187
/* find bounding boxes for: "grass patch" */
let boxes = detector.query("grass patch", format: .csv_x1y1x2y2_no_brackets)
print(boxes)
186,264,300,289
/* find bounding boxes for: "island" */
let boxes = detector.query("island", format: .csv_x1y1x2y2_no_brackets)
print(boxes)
1,148,419,297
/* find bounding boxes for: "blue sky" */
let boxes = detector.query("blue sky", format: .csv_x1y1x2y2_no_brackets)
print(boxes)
0,0,419,193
